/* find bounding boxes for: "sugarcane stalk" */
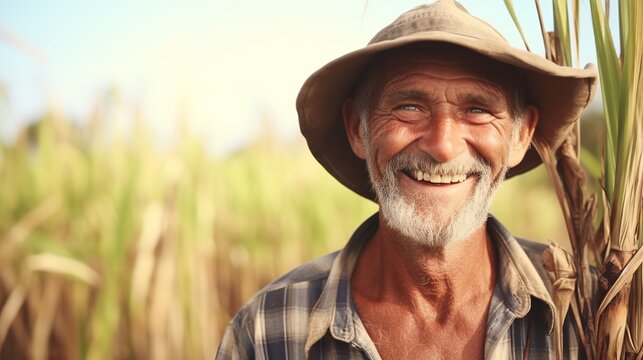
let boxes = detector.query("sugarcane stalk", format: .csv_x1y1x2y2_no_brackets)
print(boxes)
596,248,635,359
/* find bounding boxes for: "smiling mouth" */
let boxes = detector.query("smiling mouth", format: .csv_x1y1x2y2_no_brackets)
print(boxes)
403,169,471,184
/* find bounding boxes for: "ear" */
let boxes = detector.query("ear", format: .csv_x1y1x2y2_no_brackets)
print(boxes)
508,105,539,167
343,98,367,160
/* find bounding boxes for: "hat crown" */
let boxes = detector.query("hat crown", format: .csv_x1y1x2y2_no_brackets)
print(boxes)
369,0,508,45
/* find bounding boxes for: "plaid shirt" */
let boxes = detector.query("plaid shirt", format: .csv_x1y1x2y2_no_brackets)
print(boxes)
216,214,583,359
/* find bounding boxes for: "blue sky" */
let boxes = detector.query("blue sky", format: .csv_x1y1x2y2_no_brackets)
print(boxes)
0,0,608,153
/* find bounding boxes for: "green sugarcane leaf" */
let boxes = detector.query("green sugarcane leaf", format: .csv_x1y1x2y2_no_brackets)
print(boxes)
503,0,532,51
552,0,572,66
619,0,629,57
573,0,580,67
534,0,552,60
589,0,621,201
611,0,643,251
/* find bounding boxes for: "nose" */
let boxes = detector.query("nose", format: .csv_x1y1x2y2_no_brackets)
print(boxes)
416,111,466,163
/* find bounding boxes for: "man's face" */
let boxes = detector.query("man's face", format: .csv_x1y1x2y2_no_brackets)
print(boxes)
345,46,537,247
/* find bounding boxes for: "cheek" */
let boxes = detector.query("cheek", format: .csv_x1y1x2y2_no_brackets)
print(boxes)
467,125,513,170
368,119,416,158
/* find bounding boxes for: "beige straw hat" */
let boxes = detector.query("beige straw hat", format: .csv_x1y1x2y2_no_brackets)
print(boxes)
296,0,598,201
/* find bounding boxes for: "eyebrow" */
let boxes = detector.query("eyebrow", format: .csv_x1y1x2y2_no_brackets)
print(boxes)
381,89,435,104
454,79,509,110
457,92,506,110
379,79,511,110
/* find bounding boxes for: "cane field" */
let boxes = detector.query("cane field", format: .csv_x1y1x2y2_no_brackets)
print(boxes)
0,91,602,358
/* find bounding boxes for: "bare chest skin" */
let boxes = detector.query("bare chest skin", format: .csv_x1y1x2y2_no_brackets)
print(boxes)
353,289,491,360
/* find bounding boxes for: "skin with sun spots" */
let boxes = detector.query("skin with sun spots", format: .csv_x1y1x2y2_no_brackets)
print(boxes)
344,46,538,360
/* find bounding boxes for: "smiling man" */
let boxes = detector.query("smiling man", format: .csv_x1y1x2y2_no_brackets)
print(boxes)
216,1,597,359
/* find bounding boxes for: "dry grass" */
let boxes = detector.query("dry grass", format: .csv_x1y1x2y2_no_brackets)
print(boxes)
0,103,380,359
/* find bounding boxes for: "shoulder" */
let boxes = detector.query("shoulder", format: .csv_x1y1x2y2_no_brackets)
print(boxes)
262,251,339,292
515,237,549,255
237,250,339,319
487,215,557,293
511,238,558,316
514,237,552,286
216,251,340,359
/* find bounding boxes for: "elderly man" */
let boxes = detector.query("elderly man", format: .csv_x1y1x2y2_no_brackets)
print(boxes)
217,0,597,359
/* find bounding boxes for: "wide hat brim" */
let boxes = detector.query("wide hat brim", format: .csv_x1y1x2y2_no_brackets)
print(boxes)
297,1,598,202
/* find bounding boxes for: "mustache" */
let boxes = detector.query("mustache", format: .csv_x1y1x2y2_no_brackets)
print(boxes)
386,149,491,176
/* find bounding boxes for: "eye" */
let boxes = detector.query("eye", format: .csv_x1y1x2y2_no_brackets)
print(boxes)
467,107,489,114
397,104,420,111
391,104,424,123
462,106,497,124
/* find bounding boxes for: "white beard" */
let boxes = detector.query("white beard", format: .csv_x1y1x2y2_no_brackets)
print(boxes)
365,148,507,248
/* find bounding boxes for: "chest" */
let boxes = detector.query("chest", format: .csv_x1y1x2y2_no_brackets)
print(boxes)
356,302,489,360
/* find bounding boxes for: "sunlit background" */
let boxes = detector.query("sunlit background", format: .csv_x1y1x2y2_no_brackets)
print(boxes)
0,0,608,358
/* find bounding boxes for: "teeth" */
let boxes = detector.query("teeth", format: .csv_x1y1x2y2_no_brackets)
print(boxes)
412,170,467,184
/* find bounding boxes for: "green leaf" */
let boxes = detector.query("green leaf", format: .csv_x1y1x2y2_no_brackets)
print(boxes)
552,0,572,66
609,0,643,252
589,0,622,200
619,0,629,57
503,0,531,51
573,0,580,67
534,0,552,60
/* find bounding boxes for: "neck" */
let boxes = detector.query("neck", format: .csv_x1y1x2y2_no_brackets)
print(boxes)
352,214,497,312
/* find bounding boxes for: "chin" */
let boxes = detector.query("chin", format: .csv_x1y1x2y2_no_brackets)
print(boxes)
379,186,491,248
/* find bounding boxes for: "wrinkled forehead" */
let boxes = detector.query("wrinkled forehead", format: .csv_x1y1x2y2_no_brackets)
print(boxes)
366,43,524,95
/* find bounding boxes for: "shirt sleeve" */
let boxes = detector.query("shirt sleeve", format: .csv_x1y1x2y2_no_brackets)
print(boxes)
215,310,256,360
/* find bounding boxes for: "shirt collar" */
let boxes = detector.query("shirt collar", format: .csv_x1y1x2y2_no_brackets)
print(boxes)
304,213,377,357
487,215,556,334
304,213,556,357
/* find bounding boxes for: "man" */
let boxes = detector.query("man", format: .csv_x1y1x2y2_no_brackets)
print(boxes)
217,1,597,359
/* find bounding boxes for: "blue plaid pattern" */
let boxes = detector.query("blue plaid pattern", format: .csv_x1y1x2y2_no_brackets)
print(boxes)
216,214,583,359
